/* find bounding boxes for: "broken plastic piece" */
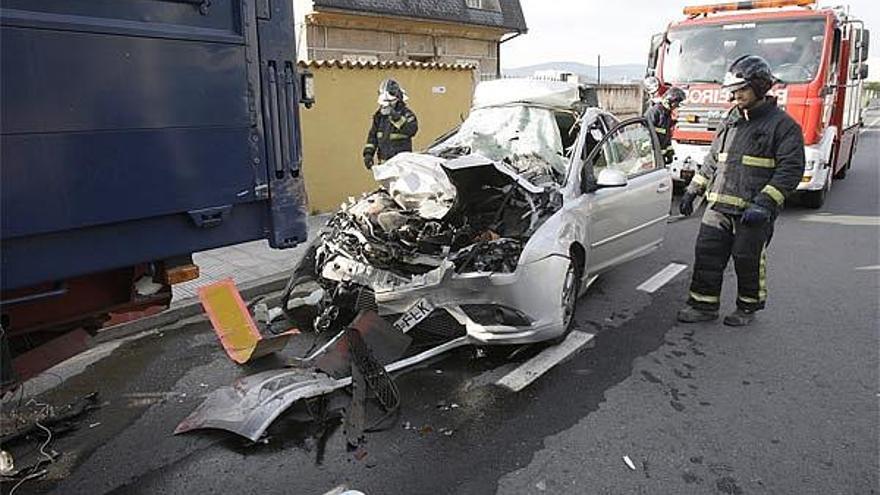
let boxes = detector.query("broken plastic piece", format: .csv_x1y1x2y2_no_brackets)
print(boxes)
287,288,324,309
198,279,299,364
175,337,469,441
315,312,411,379
0,450,13,476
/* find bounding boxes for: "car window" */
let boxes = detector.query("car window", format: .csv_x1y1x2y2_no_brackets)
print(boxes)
590,121,659,179
555,111,578,152
428,105,567,186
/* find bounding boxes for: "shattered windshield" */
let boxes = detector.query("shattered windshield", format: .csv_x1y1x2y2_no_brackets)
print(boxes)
428,105,569,185
663,19,826,84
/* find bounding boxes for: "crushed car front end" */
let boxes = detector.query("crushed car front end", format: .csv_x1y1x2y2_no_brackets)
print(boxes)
286,79,593,345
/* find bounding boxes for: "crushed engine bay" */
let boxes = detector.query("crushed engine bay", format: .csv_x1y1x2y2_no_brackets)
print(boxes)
312,154,561,285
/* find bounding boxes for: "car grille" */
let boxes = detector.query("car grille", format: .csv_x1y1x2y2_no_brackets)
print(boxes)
382,308,467,353
354,287,379,313
676,106,727,133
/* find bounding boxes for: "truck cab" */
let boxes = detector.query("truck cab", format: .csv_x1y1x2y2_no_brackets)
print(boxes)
644,0,870,208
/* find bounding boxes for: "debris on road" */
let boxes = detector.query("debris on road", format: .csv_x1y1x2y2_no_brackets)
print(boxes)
176,310,469,443
0,394,97,492
0,450,14,475
198,279,299,364
623,455,637,471
1,392,100,445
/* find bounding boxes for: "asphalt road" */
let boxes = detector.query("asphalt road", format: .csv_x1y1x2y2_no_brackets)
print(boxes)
4,113,878,495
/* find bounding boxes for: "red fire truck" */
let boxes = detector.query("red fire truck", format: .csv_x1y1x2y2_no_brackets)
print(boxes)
644,0,870,208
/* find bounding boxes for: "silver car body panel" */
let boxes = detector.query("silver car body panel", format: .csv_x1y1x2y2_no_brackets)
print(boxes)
175,337,470,441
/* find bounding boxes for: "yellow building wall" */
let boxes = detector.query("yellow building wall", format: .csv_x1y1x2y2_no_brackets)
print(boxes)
299,65,476,213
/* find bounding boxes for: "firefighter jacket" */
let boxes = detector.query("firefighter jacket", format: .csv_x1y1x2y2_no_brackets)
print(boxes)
686,97,805,216
363,103,419,163
645,101,675,155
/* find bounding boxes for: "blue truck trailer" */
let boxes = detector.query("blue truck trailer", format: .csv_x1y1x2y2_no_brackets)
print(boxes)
0,0,311,373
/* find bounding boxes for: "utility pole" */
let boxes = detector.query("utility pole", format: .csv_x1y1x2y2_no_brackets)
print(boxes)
597,54,601,85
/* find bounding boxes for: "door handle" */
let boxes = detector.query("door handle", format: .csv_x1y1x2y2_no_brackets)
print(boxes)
656,183,671,193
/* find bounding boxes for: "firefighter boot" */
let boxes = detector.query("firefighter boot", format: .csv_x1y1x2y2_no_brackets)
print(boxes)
723,308,756,327
677,306,719,323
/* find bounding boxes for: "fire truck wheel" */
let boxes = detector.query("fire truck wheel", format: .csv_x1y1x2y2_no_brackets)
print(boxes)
835,142,855,180
802,181,828,209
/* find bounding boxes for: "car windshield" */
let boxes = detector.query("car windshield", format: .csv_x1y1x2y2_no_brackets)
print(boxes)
428,105,569,185
662,18,826,84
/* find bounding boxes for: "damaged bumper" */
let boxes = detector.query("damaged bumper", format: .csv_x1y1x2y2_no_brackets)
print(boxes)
326,253,571,345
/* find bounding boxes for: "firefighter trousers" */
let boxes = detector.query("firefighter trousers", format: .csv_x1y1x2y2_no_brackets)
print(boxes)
687,208,774,313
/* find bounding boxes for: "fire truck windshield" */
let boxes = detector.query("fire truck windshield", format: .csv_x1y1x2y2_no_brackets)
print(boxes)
663,18,826,85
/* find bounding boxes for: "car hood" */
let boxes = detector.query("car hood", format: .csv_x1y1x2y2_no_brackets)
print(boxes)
371,152,548,221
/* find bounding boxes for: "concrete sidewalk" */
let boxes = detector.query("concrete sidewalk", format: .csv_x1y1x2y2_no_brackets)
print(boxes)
171,214,330,306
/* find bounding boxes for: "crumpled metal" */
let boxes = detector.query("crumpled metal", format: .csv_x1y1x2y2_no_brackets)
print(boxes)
371,153,456,219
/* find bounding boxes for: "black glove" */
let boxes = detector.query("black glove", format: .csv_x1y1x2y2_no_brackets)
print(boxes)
390,109,402,121
741,204,771,225
363,155,374,170
679,191,698,216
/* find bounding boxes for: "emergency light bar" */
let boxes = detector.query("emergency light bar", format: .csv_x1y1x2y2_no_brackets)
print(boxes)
684,0,815,16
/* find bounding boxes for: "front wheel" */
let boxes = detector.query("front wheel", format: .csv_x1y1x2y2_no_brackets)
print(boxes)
552,260,581,344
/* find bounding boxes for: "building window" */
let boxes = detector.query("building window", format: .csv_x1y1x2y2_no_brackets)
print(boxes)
466,0,501,12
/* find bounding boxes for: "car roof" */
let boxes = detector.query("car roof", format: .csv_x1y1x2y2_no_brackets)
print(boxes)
472,78,582,110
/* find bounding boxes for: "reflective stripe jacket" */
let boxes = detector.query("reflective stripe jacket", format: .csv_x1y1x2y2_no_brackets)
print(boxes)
686,97,805,215
363,103,419,162
644,102,675,153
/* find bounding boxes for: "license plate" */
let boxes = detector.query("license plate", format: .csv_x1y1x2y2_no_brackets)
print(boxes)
392,299,434,333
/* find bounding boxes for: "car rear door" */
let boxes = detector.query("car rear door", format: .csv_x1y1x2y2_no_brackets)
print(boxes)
582,118,670,275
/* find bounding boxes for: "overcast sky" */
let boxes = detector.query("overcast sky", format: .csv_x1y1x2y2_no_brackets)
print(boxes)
502,0,879,79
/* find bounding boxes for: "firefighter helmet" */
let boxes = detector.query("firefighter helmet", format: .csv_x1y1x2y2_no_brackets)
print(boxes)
377,78,406,106
722,55,776,98
663,86,687,106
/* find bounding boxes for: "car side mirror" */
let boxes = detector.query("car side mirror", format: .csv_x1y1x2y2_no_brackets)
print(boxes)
596,168,627,188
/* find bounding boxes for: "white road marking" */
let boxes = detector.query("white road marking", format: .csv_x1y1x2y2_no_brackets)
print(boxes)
636,263,688,293
801,214,880,227
862,115,880,131
496,330,595,392
854,265,880,271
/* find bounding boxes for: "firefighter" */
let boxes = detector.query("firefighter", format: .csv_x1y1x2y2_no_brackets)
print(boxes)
645,86,686,164
362,79,419,169
677,55,805,326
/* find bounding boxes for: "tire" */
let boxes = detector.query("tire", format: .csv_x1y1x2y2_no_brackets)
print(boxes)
835,141,855,180
552,259,582,344
802,171,829,209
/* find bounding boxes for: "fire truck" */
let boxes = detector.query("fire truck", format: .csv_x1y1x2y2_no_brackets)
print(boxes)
643,0,870,208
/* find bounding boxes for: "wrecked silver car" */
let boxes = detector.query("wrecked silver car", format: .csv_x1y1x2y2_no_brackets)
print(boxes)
177,79,673,443
289,78,672,346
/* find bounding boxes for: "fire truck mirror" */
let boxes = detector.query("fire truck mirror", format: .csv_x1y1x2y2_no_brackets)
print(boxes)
852,29,870,64
860,30,870,62
647,32,664,76
852,64,869,81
